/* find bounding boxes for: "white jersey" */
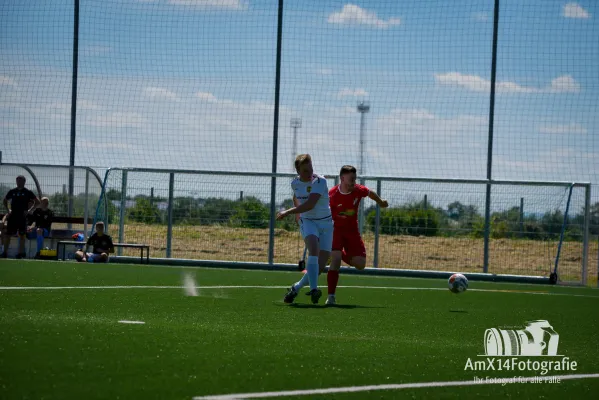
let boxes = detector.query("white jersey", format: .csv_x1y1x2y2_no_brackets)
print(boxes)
291,174,331,220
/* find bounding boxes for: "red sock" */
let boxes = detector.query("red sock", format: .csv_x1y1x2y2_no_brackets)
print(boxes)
341,250,351,265
327,270,340,295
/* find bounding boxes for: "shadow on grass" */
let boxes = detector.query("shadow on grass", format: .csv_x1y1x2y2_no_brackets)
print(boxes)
449,309,469,313
275,303,385,309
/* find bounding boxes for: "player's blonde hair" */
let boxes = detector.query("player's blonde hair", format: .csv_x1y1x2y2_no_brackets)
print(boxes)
294,154,312,173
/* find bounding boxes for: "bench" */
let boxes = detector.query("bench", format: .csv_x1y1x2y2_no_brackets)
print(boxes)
44,216,95,245
56,240,150,264
0,214,93,257
1,214,93,238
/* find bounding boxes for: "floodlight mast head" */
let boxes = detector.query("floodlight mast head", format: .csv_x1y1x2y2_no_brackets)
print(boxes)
356,101,370,235
290,118,302,172
356,101,370,176
290,118,302,129
357,101,370,114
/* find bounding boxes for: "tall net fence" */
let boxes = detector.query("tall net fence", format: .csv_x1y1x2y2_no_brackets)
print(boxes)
1,1,596,185
97,168,593,282
1,1,597,282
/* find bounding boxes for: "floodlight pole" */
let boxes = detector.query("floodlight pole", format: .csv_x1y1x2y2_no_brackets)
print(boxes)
267,0,284,265
357,101,370,234
290,118,302,172
483,0,500,274
68,0,80,228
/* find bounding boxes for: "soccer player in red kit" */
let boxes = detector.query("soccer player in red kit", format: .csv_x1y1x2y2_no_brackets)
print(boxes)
327,165,388,305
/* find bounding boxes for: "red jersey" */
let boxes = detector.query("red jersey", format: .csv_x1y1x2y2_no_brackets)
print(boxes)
329,184,370,230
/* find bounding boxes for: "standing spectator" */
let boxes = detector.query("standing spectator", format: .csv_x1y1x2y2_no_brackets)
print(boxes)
2,175,40,258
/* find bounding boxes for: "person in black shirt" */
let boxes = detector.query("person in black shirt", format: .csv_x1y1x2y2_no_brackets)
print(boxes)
2,175,39,258
75,221,114,263
26,197,54,257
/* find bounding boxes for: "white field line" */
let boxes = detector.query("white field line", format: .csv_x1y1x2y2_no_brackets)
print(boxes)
192,373,599,400
0,285,597,298
117,320,145,324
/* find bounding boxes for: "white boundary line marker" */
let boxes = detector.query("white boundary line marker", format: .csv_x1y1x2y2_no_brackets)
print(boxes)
117,320,145,324
0,285,597,298
192,373,599,399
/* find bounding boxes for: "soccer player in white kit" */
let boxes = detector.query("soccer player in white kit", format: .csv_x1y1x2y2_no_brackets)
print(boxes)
276,154,333,304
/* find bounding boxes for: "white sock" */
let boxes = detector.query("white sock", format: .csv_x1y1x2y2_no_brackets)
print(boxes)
293,272,310,292
307,255,319,291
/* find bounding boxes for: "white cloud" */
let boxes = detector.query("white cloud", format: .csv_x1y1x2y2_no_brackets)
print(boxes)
548,75,581,93
316,68,333,76
195,91,218,102
496,81,537,93
144,86,179,101
434,72,490,92
378,108,487,138
472,12,490,22
167,0,248,10
538,123,587,134
84,112,146,128
77,99,102,110
338,88,369,97
563,3,591,19
388,108,435,121
79,141,133,150
0,75,17,87
435,72,581,94
328,4,401,29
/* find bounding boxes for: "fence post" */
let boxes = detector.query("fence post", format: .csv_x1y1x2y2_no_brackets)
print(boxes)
359,177,365,234
373,179,382,268
519,197,524,237
83,169,89,238
118,170,127,255
582,184,590,285
166,173,175,258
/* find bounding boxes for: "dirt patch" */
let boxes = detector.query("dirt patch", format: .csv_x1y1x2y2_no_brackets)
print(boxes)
112,223,598,283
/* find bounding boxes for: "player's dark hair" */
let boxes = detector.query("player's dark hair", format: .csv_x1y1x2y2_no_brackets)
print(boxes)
339,165,357,177
16,175,26,181
294,154,312,173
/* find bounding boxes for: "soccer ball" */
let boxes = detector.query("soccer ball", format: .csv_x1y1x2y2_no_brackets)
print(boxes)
448,273,468,294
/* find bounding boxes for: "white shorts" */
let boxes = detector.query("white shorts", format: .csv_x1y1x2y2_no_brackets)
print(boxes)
299,216,333,252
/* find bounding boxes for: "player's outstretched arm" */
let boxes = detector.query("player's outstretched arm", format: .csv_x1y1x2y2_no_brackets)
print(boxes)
276,193,321,219
368,191,389,208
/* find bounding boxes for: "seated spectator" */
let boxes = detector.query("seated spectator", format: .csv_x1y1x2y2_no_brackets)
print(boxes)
75,221,114,263
26,197,55,258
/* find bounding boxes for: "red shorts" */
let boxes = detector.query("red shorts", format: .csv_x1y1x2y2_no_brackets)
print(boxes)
331,229,366,258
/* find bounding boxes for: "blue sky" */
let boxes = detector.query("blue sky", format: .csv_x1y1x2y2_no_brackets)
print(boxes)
0,0,597,207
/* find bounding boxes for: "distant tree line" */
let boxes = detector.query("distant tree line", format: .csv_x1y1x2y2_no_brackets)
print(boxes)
365,200,599,241
1,184,597,241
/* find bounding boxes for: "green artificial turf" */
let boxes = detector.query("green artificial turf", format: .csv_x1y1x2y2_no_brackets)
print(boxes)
1,260,598,399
